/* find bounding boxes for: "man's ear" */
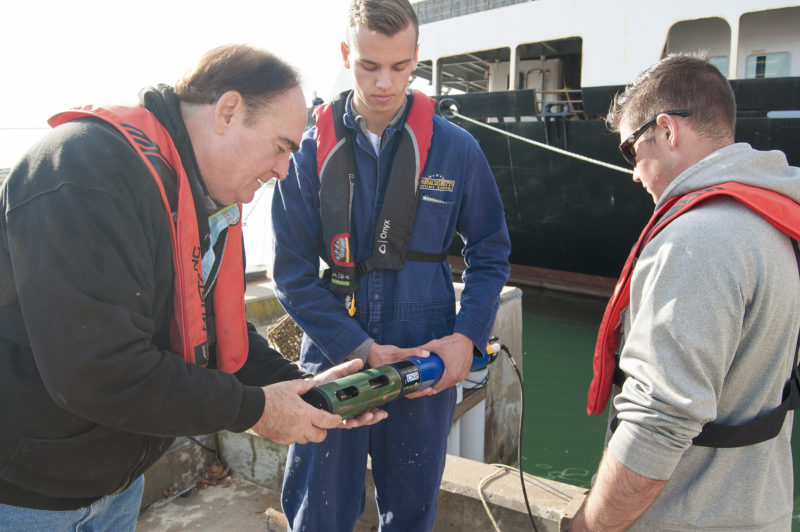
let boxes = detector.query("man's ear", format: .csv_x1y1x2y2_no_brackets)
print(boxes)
657,113,680,149
214,90,244,134
341,41,351,69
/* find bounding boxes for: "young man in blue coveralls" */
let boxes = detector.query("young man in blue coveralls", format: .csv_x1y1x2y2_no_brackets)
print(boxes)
271,1,511,530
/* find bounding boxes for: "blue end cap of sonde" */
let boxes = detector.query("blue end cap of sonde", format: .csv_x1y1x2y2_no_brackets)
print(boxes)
470,353,491,371
405,354,446,389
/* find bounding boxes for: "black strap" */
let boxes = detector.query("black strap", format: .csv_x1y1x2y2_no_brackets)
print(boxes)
322,250,448,281
612,366,626,387
318,93,357,294
407,250,448,263
613,239,800,448
691,377,798,447
363,98,424,273
331,91,349,140
354,250,447,278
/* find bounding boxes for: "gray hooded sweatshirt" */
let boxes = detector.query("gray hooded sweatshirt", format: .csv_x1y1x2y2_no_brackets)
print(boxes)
608,143,800,531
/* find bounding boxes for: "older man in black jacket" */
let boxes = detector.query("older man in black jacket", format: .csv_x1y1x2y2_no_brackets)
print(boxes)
0,44,384,529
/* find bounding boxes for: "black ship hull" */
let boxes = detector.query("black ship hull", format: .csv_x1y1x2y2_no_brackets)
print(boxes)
440,78,800,287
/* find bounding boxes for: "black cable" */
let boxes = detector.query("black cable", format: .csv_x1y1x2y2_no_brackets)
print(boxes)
501,343,538,532
188,436,219,458
464,371,490,389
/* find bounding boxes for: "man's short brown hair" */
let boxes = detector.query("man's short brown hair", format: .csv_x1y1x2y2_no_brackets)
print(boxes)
347,0,419,43
175,44,300,124
607,53,736,144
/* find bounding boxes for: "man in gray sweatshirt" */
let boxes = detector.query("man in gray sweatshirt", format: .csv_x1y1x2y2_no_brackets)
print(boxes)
572,54,800,531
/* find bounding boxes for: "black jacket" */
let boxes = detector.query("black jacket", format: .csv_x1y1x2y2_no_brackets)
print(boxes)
0,86,305,510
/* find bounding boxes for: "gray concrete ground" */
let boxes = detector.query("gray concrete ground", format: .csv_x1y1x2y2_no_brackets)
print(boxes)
137,475,378,532
137,477,286,532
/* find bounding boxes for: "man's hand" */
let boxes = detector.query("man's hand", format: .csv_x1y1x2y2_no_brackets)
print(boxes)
366,342,428,368
249,360,389,444
249,379,345,445
341,407,388,429
313,359,366,383
414,332,473,395
313,359,389,428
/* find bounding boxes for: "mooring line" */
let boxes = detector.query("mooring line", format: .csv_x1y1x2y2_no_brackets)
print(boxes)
440,102,633,175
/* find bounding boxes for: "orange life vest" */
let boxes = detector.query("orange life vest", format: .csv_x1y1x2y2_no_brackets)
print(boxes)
313,91,440,294
589,182,800,417
48,105,248,373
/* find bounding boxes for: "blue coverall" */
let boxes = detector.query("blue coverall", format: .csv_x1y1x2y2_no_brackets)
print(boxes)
271,91,510,531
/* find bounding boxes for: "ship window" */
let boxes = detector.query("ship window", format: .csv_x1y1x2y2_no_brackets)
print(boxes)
739,7,799,78
436,47,511,93
411,60,434,89
745,53,790,78
663,17,730,77
708,56,729,76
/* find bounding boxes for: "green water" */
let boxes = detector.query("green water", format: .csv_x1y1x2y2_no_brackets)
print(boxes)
520,287,606,488
517,286,800,527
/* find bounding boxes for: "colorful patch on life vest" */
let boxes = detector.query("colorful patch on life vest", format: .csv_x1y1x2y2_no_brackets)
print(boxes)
420,174,455,193
331,233,354,267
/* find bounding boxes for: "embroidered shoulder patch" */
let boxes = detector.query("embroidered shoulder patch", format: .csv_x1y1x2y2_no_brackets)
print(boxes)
420,174,455,192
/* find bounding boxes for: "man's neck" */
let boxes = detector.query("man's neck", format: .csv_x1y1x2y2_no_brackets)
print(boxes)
351,95,407,137
353,104,393,137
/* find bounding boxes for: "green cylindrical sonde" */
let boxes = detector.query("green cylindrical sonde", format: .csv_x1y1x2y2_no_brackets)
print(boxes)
301,365,404,419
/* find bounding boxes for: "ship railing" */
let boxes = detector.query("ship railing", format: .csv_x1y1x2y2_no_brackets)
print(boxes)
415,0,533,25
537,89,584,121
432,88,584,124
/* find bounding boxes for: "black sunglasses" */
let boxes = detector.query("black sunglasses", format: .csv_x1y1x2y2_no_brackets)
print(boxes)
619,110,690,166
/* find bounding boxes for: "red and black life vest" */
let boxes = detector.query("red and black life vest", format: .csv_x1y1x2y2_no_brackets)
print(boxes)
314,90,445,294
48,105,248,374
588,182,800,447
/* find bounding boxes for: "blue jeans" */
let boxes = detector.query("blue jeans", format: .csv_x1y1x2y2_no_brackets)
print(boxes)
0,475,144,531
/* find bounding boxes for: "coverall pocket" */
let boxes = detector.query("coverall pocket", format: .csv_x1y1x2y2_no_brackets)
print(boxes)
382,305,455,348
411,195,456,251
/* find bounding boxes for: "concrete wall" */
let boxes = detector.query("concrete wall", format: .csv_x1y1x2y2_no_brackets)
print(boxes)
482,286,523,465
141,435,218,509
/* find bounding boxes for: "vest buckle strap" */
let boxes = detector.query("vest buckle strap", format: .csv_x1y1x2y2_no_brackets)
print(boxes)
194,342,209,366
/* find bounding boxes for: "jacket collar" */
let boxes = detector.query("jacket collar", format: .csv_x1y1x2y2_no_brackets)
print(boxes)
343,90,410,139
139,84,215,249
